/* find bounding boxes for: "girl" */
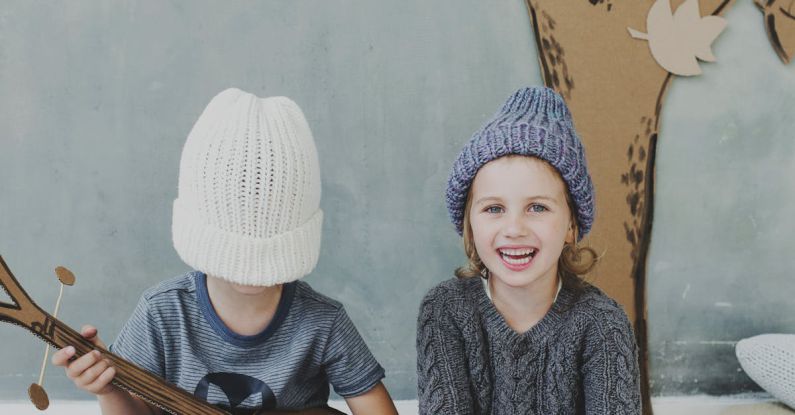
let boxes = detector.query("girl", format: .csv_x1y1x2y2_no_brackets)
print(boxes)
417,87,641,414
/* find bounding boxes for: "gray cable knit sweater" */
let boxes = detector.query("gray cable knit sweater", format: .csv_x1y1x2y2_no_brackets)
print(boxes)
416,277,641,415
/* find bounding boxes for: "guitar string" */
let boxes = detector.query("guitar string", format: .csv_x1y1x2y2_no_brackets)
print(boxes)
54,325,227,414
1,272,205,414
36,282,64,386
4,276,226,415
52,326,220,414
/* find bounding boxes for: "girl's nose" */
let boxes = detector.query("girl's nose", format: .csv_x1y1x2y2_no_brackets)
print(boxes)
502,214,529,238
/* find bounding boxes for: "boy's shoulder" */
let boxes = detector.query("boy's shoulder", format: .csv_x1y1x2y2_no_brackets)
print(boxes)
140,271,199,303
285,281,357,337
291,280,345,313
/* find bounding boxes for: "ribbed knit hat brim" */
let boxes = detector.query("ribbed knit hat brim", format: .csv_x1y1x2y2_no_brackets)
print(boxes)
173,198,323,286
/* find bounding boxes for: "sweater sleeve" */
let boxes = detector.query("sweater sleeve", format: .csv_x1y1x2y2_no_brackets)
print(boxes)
581,305,642,415
416,285,475,415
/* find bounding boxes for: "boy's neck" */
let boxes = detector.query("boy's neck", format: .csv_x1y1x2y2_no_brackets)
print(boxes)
205,274,284,336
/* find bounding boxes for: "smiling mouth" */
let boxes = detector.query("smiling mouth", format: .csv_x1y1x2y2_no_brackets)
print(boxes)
497,247,537,265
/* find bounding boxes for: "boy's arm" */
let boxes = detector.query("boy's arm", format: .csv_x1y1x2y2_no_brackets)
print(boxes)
322,306,393,412
581,308,642,415
344,382,397,415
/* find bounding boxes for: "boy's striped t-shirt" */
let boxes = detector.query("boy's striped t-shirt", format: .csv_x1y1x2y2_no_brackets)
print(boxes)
109,271,384,412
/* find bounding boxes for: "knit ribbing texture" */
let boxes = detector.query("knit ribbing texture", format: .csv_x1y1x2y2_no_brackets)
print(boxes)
173,88,322,286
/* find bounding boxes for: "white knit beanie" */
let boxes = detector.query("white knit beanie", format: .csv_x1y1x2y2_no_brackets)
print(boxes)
172,88,323,286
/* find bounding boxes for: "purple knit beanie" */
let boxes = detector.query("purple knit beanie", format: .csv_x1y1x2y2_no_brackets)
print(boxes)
446,86,595,240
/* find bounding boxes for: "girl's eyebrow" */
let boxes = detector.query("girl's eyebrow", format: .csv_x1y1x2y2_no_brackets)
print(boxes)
527,195,559,203
474,195,560,205
474,196,502,205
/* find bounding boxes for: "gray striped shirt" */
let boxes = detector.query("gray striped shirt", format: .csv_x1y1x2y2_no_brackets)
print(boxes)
110,271,384,412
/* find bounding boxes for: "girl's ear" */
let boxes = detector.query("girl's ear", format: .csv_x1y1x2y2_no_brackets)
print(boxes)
565,219,576,244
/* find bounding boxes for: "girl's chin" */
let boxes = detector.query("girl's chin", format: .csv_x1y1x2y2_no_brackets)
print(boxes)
491,274,540,289
486,261,555,288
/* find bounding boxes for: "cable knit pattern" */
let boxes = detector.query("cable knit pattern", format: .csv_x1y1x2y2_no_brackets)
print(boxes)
417,277,641,415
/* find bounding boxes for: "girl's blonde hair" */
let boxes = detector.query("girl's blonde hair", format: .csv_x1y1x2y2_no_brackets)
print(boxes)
454,160,598,291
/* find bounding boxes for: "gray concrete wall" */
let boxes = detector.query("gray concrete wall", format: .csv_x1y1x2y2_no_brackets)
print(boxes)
0,0,792,403
0,0,540,400
647,0,795,395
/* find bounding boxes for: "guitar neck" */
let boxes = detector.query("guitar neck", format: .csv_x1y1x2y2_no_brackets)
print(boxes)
33,312,230,415
29,310,344,415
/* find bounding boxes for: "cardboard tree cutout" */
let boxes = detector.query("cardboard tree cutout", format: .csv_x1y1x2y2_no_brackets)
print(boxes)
756,0,795,63
524,0,735,412
527,0,793,410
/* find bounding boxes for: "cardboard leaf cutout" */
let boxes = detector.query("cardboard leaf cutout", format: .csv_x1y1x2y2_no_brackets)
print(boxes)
629,0,727,75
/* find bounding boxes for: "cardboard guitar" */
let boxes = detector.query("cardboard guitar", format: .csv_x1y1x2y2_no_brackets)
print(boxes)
0,256,344,415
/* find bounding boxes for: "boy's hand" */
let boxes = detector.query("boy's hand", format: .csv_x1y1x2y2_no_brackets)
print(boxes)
51,325,117,396
345,382,398,415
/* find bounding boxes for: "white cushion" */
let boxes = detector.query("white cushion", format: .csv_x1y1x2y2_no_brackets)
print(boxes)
736,334,795,409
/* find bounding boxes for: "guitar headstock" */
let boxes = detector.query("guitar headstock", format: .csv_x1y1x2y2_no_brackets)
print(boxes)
0,255,38,329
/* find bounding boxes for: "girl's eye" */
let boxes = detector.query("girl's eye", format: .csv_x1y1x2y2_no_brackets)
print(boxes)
529,204,548,213
485,205,504,214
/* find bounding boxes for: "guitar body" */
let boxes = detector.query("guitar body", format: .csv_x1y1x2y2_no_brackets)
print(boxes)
0,256,345,415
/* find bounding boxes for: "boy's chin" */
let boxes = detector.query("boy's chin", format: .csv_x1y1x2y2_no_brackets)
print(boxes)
230,283,278,295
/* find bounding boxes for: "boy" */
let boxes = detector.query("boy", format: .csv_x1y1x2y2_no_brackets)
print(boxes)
53,88,398,415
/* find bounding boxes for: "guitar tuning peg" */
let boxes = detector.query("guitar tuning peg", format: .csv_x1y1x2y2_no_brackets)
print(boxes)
55,266,75,286
27,383,49,410
27,266,75,410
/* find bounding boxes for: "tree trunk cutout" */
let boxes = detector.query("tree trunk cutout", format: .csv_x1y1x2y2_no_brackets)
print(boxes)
524,1,734,413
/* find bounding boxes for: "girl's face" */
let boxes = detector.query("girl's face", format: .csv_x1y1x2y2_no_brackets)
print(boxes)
469,156,574,290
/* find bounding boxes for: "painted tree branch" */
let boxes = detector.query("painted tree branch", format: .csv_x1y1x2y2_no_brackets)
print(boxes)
756,0,795,63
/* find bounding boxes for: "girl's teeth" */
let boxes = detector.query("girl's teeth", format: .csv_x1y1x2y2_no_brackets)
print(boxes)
502,254,531,265
499,248,535,265
499,248,535,256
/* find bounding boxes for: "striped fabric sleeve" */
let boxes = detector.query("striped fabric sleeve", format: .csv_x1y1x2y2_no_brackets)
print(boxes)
109,294,166,379
321,307,385,398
